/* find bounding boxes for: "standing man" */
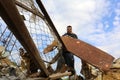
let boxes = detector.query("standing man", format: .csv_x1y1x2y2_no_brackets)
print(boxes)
62,25,78,74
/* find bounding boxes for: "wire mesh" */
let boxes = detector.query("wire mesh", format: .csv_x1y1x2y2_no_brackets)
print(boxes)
0,0,58,79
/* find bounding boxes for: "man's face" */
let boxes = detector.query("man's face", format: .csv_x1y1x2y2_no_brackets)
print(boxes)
67,27,72,33
19,49,24,53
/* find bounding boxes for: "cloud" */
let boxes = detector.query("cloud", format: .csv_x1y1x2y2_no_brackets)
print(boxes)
42,0,111,40
42,0,111,36
41,0,120,74
113,5,120,28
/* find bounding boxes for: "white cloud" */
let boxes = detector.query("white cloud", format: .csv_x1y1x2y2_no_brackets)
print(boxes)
41,0,120,74
41,0,116,35
113,8,120,28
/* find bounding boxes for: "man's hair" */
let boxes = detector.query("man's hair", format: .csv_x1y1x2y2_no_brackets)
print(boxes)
67,25,72,28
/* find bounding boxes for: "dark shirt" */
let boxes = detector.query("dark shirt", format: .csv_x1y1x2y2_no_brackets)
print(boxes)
63,32,78,53
62,32,78,69
63,33,78,39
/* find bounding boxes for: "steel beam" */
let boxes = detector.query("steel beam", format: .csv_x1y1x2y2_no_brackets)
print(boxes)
15,0,44,19
36,0,66,49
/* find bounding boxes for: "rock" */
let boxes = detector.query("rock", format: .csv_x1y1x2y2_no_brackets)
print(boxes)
111,58,120,68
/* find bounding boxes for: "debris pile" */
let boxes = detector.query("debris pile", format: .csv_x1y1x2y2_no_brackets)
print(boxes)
102,58,120,80
81,58,120,80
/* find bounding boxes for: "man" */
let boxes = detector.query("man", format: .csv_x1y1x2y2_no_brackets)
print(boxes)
19,48,30,75
62,25,78,74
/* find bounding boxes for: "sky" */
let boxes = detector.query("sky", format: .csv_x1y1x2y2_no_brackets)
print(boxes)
0,0,120,77
41,0,120,75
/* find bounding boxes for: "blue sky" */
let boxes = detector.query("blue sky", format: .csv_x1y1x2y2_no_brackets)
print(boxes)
41,0,120,75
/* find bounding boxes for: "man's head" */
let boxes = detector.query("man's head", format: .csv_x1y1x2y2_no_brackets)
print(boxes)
19,48,24,53
67,25,72,33
19,48,25,57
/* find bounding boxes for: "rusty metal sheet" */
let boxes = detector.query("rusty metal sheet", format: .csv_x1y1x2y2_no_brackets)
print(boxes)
62,36,114,71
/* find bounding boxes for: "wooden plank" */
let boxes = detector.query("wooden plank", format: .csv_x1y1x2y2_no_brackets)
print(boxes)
49,72,72,79
62,36,115,71
15,1,44,19
0,46,5,53
26,77,48,80
0,0,49,76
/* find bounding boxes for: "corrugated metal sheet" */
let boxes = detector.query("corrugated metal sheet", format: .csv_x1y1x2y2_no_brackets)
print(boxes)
62,36,114,71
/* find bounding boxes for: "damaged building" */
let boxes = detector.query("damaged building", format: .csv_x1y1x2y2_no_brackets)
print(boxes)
0,0,120,80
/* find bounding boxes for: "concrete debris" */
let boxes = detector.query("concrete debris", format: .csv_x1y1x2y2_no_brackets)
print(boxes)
81,58,120,80
111,58,120,68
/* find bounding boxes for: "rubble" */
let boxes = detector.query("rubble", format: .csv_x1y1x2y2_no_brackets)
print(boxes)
102,58,120,80
81,58,120,80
